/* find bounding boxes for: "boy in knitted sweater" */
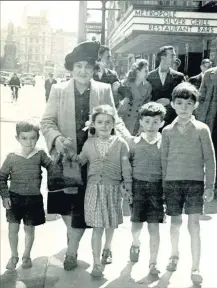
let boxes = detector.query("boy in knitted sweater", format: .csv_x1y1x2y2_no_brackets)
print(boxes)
0,120,52,270
161,82,216,285
129,102,166,277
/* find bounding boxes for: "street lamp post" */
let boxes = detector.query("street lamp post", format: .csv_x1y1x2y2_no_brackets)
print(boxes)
86,1,120,45
78,1,87,43
101,0,107,45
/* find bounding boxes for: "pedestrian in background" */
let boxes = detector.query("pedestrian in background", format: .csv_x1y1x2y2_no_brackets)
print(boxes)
70,104,132,277
129,102,166,277
0,120,53,270
188,59,212,90
197,66,217,193
118,59,152,136
93,45,121,107
147,45,185,127
9,73,21,101
44,72,57,102
161,82,216,285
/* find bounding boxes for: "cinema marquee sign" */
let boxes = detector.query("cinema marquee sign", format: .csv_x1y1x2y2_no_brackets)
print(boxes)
134,9,217,33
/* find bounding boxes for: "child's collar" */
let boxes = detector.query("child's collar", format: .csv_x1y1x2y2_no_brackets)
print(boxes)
173,115,196,126
14,147,40,159
134,132,161,145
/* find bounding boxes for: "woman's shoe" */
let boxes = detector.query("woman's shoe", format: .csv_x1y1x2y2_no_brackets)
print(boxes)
191,270,203,285
91,264,103,278
22,257,32,269
63,254,77,271
166,256,179,272
130,245,140,262
149,263,160,276
101,249,112,265
6,256,19,270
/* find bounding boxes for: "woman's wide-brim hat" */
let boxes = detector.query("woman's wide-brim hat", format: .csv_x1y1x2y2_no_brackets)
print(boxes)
65,41,100,71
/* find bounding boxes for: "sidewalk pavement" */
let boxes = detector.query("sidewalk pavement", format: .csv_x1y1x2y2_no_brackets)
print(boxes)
0,84,45,123
1,200,217,288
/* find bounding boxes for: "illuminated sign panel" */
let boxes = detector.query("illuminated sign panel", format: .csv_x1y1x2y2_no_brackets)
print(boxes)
134,10,217,33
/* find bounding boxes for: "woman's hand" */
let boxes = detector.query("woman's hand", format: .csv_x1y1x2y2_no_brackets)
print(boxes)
55,136,67,154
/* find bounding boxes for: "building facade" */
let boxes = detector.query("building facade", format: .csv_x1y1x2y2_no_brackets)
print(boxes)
51,29,77,77
14,8,77,76
15,10,52,74
106,0,217,78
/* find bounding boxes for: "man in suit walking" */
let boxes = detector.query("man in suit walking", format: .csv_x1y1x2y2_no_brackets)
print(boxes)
93,45,121,107
147,46,185,126
197,66,217,194
188,59,212,90
44,72,57,102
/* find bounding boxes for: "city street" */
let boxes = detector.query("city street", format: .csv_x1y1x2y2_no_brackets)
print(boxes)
0,79,217,288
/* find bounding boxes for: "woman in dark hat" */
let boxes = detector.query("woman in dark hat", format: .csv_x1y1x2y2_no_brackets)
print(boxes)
41,41,130,271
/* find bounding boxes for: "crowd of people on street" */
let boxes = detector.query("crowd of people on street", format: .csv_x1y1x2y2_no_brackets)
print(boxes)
0,40,216,286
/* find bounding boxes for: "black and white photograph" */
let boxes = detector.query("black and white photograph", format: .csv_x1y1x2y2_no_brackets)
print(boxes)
0,1,217,287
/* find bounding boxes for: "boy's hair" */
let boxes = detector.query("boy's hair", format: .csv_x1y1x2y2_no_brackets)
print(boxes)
90,104,116,135
16,119,40,138
139,102,166,121
172,82,199,103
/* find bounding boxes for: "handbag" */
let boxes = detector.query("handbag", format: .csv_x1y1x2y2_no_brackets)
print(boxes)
47,152,83,191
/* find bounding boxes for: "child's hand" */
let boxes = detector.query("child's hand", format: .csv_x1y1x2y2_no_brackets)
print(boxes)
203,188,214,202
3,198,11,209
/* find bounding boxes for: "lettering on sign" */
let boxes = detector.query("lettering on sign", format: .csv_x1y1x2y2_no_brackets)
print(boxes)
134,9,217,34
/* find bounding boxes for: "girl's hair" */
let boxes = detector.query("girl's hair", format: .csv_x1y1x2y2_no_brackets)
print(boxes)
16,119,40,138
127,59,148,82
172,82,199,103
89,105,116,135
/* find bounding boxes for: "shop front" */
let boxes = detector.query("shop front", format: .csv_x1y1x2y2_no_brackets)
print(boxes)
107,6,217,77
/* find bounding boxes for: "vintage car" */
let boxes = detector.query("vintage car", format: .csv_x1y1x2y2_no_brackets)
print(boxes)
21,73,36,86
0,71,13,86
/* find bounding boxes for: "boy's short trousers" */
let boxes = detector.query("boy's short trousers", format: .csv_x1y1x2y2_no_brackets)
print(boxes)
130,179,164,223
6,191,45,226
164,180,204,216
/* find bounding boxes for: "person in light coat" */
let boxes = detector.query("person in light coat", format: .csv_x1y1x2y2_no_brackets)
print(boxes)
40,41,131,271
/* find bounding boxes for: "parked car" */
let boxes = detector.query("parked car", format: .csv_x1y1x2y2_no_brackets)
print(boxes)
0,71,13,86
21,73,36,86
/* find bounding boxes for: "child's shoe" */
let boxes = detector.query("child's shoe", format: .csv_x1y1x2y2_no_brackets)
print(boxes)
191,270,203,285
6,256,19,270
91,264,103,278
101,249,112,265
22,257,32,269
130,245,140,262
149,263,160,276
166,256,179,272
63,254,78,271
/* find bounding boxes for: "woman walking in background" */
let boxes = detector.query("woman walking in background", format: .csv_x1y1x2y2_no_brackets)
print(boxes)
118,59,152,136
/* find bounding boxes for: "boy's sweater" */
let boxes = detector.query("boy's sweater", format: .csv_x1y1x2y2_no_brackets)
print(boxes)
0,149,52,198
130,133,162,182
78,136,132,185
161,117,216,189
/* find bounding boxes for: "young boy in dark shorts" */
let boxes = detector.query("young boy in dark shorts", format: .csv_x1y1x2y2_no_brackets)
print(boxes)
161,82,216,285
129,102,166,276
0,120,52,270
